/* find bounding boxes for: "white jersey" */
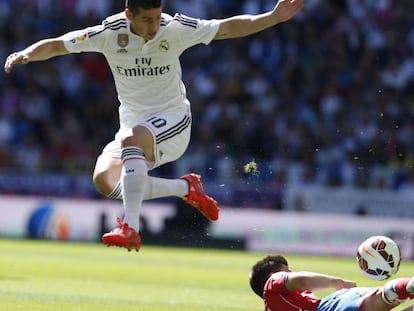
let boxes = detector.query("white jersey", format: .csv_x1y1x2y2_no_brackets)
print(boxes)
61,12,220,130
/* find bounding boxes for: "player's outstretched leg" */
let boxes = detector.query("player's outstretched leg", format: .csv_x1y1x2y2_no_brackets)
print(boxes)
102,217,141,252
181,173,219,221
382,278,414,305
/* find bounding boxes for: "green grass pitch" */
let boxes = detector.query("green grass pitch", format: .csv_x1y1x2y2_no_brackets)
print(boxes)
0,238,413,311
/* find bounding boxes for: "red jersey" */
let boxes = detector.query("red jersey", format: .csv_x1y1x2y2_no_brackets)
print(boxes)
263,272,321,311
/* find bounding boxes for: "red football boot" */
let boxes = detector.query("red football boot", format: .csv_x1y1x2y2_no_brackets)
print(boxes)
181,173,219,221
102,217,141,252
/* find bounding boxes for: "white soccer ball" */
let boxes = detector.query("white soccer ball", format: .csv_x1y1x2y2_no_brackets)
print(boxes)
356,235,401,281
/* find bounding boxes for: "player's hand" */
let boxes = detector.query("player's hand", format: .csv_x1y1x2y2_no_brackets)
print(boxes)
273,0,305,23
4,52,29,74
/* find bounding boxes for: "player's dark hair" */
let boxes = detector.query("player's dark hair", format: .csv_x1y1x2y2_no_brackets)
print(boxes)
249,255,288,299
125,0,162,16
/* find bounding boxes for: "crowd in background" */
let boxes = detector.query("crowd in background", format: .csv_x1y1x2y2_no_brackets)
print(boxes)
1,0,414,200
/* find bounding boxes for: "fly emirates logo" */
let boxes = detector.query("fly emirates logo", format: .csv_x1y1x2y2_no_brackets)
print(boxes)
116,57,171,77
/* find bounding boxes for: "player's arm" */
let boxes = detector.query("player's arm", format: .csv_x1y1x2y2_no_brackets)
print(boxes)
4,38,68,74
214,0,304,40
285,271,357,291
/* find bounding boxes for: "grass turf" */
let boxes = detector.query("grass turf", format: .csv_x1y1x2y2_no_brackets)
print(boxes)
0,238,413,311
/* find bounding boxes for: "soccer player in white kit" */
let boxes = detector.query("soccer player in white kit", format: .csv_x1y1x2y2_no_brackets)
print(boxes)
4,0,304,251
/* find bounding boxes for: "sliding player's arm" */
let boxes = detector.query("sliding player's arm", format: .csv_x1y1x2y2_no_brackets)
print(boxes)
214,0,304,40
4,38,68,74
285,271,357,291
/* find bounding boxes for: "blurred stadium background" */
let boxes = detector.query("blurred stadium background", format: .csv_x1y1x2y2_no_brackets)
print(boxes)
0,0,413,257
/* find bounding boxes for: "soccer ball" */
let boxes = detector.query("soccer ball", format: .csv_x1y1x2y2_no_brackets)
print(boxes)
356,235,401,281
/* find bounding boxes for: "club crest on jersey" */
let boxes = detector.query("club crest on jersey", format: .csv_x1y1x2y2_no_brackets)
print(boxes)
159,40,169,52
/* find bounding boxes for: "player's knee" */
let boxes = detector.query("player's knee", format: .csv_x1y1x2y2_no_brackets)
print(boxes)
93,172,114,196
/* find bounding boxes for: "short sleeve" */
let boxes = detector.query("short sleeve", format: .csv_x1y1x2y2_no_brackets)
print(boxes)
61,25,105,53
172,14,220,49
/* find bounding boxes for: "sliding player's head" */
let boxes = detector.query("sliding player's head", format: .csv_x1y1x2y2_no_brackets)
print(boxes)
249,255,289,298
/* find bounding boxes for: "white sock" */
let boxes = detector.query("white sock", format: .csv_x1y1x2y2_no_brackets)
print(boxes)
121,146,147,232
108,176,188,200
144,176,188,200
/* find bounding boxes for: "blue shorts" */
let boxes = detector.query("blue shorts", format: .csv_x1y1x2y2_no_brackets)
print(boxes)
317,287,376,311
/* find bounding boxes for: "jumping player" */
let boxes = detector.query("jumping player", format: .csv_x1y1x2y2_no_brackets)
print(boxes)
4,0,304,251
250,255,414,311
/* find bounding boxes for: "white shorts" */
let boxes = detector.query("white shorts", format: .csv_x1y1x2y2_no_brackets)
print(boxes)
99,107,192,170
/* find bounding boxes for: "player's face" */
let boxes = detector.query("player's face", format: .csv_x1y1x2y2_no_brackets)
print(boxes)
126,7,162,41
